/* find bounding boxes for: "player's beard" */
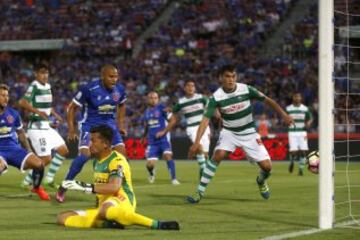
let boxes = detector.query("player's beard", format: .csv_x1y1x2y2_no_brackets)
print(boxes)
90,151,99,159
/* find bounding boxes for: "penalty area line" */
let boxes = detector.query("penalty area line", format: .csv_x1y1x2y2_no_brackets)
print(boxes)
260,228,324,240
261,219,360,240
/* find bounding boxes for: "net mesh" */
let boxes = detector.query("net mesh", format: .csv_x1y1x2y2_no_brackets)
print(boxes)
333,0,360,228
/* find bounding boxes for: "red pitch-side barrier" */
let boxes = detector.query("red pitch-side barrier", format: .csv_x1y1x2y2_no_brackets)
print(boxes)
124,133,360,160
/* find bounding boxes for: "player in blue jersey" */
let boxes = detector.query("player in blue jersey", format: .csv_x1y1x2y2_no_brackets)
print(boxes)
0,84,50,200
142,92,180,185
56,64,127,203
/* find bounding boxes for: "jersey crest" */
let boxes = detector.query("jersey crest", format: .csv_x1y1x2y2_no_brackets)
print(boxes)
112,91,120,102
6,115,14,124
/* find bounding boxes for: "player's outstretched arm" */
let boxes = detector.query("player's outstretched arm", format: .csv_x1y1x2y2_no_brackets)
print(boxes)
141,123,148,145
61,176,122,195
94,176,122,195
264,96,294,126
51,108,64,124
156,114,178,138
16,128,32,152
66,102,80,141
18,98,48,120
117,104,127,136
305,111,313,129
188,116,210,159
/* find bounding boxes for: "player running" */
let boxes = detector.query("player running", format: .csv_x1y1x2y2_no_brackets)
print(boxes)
56,64,127,203
57,125,180,230
186,65,294,203
19,64,69,189
142,91,180,185
157,80,210,175
286,92,313,175
0,84,50,200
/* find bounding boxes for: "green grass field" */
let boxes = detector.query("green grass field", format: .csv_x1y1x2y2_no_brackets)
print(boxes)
0,160,359,240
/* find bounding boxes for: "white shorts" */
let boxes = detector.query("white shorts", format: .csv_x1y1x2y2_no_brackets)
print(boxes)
288,133,308,151
215,129,270,162
186,125,210,153
27,127,66,157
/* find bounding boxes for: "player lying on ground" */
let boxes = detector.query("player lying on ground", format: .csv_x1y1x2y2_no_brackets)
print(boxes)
186,64,294,204
57,125,180,230
0,84,50,200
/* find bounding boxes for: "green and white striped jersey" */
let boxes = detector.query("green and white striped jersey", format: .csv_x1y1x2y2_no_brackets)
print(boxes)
204,83,265,135
286,104,312,133
172,93,207,127
22,80,52,127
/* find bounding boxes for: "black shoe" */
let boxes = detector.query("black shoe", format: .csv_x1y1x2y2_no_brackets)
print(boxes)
298,169,304,176
158,221,180,230
102,220,125,229
288,162,294,173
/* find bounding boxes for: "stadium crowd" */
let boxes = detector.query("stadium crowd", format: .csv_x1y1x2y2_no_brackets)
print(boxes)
0,0,358,137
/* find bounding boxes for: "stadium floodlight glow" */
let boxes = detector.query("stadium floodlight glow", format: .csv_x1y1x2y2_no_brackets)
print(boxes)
318,0,334,230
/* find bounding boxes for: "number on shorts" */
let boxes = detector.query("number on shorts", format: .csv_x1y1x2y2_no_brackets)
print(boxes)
39,138,47,146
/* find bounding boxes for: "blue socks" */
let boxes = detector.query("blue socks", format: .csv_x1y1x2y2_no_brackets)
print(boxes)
166,160,176,180
65,154,90,180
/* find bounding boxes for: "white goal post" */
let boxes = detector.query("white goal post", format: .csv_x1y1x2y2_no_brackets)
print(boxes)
318,0,334,229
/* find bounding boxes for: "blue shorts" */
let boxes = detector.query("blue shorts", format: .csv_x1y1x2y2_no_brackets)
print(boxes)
146,141,172,160
79,123,124,149
0,146,32,172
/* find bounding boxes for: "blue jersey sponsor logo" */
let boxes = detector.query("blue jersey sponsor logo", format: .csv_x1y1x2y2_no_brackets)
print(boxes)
144,104,169,145
73,79,127,127
0,107,22,149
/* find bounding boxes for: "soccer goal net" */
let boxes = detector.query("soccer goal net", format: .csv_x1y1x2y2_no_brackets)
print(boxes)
321,0,360,229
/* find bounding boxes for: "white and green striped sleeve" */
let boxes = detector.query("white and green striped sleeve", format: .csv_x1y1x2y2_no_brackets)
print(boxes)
204,97,217,118
21,84,35,102
248,86,265,101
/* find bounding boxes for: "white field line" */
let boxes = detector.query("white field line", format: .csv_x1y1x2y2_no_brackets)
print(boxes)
261,219,360,240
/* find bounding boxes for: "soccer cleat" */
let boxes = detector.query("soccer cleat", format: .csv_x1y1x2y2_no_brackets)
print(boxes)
43,181,60,189
148,175,155,184
256,177,270,200
186,191,203,204
102,220,125,229
55,191,66,203
158,221,180,230
288,162,294,173
171,179,180,185
298,169,304,176
31,186,50,201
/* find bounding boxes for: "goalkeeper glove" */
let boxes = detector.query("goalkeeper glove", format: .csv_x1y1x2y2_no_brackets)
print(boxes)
61,180,95,194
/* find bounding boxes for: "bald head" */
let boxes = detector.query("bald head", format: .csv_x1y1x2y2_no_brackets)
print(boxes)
101,64,118,90
147,91,159,107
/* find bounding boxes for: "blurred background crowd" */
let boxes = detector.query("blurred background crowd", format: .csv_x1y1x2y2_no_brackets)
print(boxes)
0,0,359,138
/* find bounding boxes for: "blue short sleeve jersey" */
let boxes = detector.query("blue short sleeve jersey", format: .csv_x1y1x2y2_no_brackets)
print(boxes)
0,107,23,149
143,104,170,145
72,80,127,148
73,79,127,126
0,107,30,171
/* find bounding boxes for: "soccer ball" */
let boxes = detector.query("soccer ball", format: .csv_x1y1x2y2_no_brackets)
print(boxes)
307,151,319,174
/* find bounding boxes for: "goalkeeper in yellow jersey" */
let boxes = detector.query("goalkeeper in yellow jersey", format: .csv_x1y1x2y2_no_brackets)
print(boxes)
57,125,180,230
